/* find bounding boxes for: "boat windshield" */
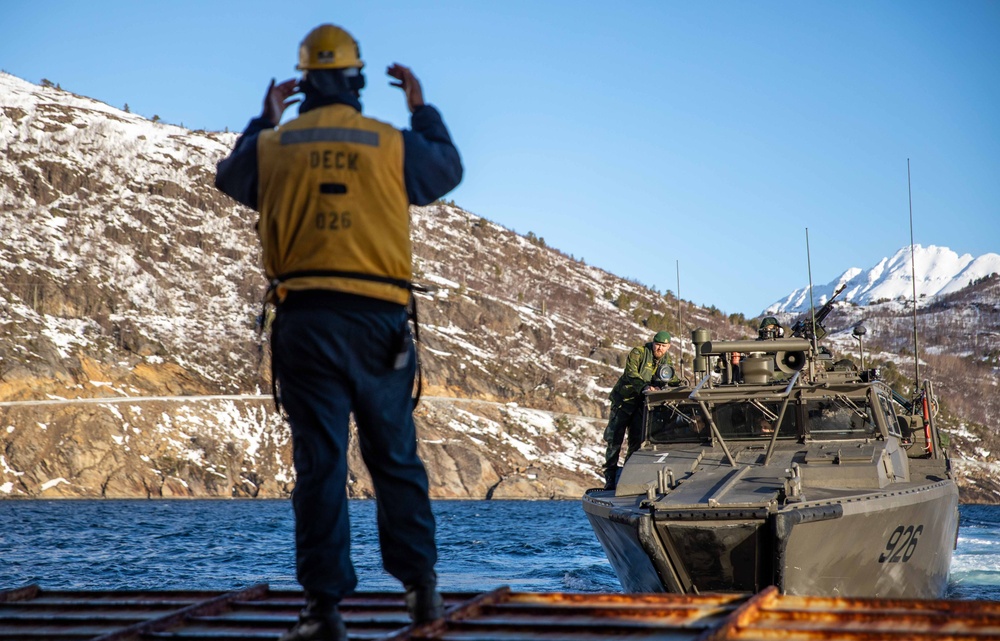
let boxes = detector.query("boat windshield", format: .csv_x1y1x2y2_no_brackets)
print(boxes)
646,403,709,443
647,397,877,444
805,397,878,440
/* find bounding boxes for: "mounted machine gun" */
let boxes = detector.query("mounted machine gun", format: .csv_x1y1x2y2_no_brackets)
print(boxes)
790,284,847,341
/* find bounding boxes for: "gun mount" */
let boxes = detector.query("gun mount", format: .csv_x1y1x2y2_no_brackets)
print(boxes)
790,284,846,341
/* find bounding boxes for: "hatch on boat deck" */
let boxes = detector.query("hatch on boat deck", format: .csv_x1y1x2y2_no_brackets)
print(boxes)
2,584,998,640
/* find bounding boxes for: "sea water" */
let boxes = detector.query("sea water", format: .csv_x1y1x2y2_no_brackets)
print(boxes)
0,500,996,600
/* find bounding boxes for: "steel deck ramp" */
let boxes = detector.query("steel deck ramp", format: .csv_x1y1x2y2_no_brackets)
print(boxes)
2,584,998,640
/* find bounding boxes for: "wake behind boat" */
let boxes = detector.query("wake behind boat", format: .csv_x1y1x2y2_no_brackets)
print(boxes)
583,299,959,598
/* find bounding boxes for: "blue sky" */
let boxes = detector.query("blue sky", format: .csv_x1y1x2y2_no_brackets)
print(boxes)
3,1,998,316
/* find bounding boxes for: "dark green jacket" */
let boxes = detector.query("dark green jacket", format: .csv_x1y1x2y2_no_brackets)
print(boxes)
610,342,673,405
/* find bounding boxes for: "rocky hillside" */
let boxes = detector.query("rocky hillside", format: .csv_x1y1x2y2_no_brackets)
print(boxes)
1,72,996,502
0,72,748,500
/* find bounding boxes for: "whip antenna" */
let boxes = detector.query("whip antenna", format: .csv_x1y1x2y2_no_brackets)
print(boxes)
908,159,920,390
676,259,683,379
806,228,817,380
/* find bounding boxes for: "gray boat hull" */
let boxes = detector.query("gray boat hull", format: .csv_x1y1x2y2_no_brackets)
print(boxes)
584,479,959,598
774,480,959,597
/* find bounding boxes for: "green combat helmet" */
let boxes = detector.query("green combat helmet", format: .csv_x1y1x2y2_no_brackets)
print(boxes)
651,331,677,386
758,317,782,340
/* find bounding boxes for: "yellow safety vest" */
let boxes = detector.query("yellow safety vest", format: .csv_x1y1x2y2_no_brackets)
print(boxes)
257,104,411,305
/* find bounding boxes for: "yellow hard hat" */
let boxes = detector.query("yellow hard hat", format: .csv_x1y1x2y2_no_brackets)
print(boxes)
297,24,364,70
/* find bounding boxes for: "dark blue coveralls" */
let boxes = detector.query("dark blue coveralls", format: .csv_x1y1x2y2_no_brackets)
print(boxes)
215,91,462,600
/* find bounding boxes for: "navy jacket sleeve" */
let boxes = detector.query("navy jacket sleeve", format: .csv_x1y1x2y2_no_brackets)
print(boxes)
215,117,273,211
401,105,463,206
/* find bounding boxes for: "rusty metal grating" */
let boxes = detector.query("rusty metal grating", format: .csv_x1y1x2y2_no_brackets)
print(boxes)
1,584,998,640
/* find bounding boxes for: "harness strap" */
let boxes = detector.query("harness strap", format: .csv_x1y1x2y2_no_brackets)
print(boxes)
408,293,423,408
273,269,411,292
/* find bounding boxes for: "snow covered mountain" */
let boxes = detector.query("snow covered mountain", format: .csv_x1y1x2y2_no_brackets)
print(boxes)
765,245,1000,314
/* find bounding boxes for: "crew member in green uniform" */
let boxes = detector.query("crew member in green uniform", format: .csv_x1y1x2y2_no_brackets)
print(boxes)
601,331,673,491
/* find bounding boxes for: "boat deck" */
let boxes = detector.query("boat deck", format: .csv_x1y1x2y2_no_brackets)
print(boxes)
3,584,999,640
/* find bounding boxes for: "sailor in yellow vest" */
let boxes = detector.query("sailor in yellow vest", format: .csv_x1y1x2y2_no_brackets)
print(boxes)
216,24,461,641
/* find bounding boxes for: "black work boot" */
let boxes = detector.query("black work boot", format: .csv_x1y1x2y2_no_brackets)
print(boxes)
404,574,444,624
603,466,618,491
278,595,347,641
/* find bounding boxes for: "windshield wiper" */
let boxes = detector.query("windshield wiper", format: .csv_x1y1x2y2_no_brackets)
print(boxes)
749,399,779,422
833,393,868,420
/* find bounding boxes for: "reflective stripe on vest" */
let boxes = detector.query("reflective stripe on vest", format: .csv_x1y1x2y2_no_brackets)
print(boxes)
257,104,411,305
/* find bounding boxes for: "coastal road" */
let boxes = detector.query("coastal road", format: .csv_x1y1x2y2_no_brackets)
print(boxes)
0,394,605,424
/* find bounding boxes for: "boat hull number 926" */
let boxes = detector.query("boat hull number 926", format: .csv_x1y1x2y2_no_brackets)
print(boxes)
878,524,924,563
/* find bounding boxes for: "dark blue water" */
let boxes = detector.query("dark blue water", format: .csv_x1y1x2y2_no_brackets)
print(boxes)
0,500,996,600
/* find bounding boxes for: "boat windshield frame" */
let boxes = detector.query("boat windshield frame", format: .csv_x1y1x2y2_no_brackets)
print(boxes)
643,379,886,455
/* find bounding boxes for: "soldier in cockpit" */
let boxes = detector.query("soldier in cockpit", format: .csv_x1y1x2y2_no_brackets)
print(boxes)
758,316,784,340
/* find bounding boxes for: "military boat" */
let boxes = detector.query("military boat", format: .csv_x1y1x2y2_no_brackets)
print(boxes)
583,301,959,598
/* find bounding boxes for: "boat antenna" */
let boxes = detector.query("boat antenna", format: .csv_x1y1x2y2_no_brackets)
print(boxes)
676,259,683,380
805,228,817,380
908,159,920,391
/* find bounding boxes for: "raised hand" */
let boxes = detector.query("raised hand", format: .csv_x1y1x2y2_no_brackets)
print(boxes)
386,64,425,113
262,78,301,126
